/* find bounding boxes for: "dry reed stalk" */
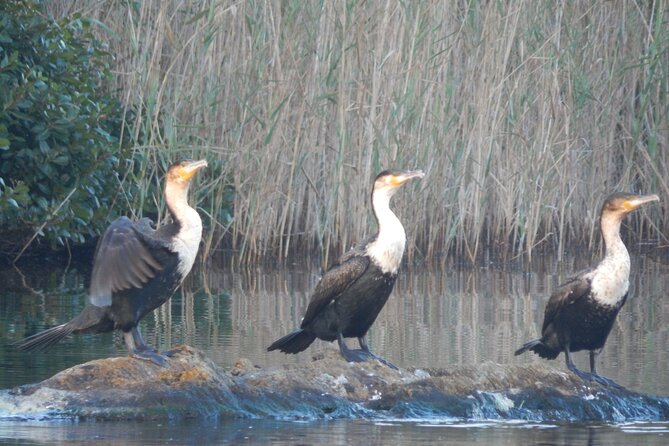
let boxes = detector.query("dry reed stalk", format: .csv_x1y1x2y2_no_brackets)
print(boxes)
45,0,667,264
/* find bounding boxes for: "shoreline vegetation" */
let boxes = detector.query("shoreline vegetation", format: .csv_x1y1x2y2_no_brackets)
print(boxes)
3,1,667,264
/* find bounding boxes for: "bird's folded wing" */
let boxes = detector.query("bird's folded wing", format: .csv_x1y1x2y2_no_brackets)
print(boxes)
300,255,369,328
542,273,592,332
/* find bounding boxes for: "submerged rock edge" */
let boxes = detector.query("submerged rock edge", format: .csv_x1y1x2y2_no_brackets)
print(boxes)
1,346,667,422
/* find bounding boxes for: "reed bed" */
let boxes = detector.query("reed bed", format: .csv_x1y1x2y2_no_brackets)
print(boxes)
47,0,668,264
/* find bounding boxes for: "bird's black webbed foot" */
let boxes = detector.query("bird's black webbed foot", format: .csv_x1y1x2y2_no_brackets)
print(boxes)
567,363,601,385
132,346,167,367
162,348,180,358
124,328,167,366
337,334,398,369
586,351,623,389
567,364,623,389
364,351,398,370
590,373,624,389
340,347,374,363
337,333,368,363
358,335,398,370
569,365,592,382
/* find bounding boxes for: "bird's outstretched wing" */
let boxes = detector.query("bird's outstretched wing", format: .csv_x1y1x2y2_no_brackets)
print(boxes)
541,271,592,333
89,217,164,307
300,254,369,328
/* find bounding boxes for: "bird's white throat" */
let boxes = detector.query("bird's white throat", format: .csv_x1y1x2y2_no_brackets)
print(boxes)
166,182,203,279
366,188,406,275
588,214,631,307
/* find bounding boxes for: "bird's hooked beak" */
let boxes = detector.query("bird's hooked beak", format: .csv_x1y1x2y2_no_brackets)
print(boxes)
391,170,425,187
180,159,208,181
624,194,660,212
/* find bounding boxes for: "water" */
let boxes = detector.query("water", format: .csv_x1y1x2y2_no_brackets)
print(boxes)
0,419,668,445
1,249,668,444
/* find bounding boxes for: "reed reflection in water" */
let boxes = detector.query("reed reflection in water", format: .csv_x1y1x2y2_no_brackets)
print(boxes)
1,251,668,396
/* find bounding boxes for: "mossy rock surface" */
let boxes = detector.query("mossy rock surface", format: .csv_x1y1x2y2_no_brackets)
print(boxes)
1,346,668,422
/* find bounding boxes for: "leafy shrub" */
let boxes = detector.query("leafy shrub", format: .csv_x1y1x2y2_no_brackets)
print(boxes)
0,0,129,255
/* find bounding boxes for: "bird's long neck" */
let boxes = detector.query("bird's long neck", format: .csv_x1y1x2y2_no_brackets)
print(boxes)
165,182,197,230
591,213,630,307
366,190,406,275
165,181,203,278
601,213,628,263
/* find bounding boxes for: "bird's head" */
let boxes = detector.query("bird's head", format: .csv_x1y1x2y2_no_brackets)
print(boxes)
372,169,425,200
601,192,659,218
166,159,208,186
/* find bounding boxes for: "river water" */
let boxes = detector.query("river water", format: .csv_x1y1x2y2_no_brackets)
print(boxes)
0,248,668,444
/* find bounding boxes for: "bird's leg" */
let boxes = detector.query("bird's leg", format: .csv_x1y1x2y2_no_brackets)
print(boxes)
564,348,591,381
122,330,137,351
130,327,154,351
589,349,599,375
337,333,369,363
564,349,621,388
358,336,398,370
124,327,166,367
588,349,623,389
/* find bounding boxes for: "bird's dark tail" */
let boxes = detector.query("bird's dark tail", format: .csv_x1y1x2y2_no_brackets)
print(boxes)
16,305,111,352
15,322,74,352
514,338,560,360
267,329,316,354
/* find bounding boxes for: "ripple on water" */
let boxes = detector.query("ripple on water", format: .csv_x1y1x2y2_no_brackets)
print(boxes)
618,422,669,434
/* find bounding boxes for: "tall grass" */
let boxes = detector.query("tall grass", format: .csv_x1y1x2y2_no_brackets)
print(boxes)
47,0,668,264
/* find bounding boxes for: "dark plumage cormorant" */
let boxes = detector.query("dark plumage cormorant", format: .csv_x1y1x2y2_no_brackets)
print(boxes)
515,192,659,385
268,169,424,367
17,159,208,365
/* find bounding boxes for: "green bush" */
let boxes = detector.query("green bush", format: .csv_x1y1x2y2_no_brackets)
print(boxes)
0,0,128,255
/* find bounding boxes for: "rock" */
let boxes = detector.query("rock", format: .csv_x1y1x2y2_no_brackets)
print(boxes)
1,345,668,422
0,345,242,421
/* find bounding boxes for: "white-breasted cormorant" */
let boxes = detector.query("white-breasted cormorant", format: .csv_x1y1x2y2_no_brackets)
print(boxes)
267,169,424,368
17,159,208,365
515,192,659,385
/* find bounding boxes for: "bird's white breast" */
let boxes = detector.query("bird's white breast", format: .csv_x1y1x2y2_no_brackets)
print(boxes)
588,256,630,307
170,211,203,279
366,218,406,275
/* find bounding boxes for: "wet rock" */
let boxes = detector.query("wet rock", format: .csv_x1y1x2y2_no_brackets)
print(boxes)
1,346,667,422
0,345,243,420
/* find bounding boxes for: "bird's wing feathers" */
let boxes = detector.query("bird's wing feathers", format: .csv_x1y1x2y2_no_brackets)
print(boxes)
338,237,371,264
541,272,592,333
89,217,164,307
300,255,369,328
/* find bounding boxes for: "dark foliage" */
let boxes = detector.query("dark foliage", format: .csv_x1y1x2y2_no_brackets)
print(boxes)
0,0,130,255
